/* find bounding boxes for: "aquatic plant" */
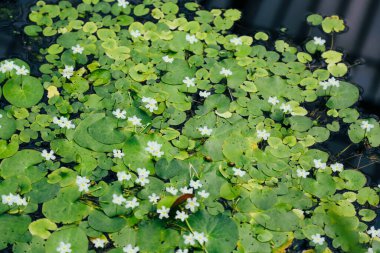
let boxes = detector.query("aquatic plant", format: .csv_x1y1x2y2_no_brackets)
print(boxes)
0,0,379,252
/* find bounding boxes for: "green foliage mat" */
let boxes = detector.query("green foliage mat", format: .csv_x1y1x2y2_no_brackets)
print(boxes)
0,0,379,252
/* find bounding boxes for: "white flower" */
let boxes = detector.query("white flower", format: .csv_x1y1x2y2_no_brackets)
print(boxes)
280,103,292,114
91,238,107,248
319,81,330,90
198,190,209,198
183,77,196,87
185,197,199,212
125,197,139,209
76,176,90,193
2,193,16,205
176,249,189,253
117,171,131,182
135,168,150,186
268,96,279,105
330,162,344,172
15,65,29,75
296,169,310,178
313,36,326,46
71,44,84,54
112,108,126,119
232,167,246,177
157,206,170,219
361,120,374,132
230,37,242,46
128,115,142,126
41,149,56,161
53,116,75,129
162,55,174,63
199,90,211,98
145,141,164,158
220,67,232,77
180,187,193,194
183,233,196,245
186,34,198,44
367,226,380,238
112,194,126,205
311,234,325,245
113,149,125,159
56,241,72,253
197,126,212,136
193,231,208,245
367,248,374,253
166,186,178,195
123,244,139,253
148,193,160,204
61,65,74,79
0,60,15,73
189,180,202,189
314,159,327,170
175,210,189,221
328,77,340,87
257,129,270,140
14,195,28,206
142,97,158,112
117,0,129,8
130,30,141,38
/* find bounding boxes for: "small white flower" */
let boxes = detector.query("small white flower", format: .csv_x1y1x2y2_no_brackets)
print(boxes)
91,238,107,248
117,0,129,8
135,168,150,186
112,108,126,119
367,248,374,253
61,65,74,79
180,187,193,194
41,149,56,161
125,197,139,209
128,115,142,126
189,180,202,189
232,167,246,177
257,129,270,140
311,234,325,245
157,206,170,219
220,67,232,77
193,231,208,245
328,77,340,87
268,96,279,105
175,210,189,221
296,169,310,178
319,81,330,90
1,60,16,72
367,226,380,238
186,34,198,44
76,176,90,193
137,167,150,178
117,171,131,182
280,103,292,114
183,77,196,87
166,186,178,195
183,233,196,245
361,120,374,132
148,193,160,204
112,194,126,205
197,126,212,136
15,65,29,75
14,195,28,206
130,30,141,38
71,44,84,54
145,141,164,158
162,55,174,63
185,197,199,212
313,36,326,46
330,162,344,172
198,190,209,198
142,97,158,112
53,116,75,129
230,37,242,46
113,149,125,159
199,90,211,98
176,249,189,253
123,244,139,253
56,241,72,253
314,159,327,170
2,193,16,205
